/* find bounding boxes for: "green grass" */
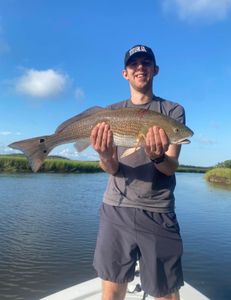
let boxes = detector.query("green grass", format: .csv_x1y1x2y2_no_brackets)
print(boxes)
41,159,101,173
205,168,231,185
0,155,101,173
177,165,210,173
0,155,31,172
0,154,211,174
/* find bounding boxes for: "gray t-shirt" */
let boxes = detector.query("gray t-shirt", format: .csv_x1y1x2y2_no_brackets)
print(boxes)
103,96,186,213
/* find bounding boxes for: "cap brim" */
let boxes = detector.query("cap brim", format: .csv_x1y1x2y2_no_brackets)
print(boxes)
125,52,153,67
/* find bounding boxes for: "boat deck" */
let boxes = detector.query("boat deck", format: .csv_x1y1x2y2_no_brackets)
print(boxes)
41,276,210,300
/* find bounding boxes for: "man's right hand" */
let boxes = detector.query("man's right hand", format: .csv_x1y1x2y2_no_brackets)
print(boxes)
90,122,114,158
90,122,118,174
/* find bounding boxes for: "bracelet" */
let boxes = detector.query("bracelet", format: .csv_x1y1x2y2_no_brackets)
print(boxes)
150,153,166,164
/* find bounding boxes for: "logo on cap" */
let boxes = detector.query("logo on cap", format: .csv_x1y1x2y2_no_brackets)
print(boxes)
129,46,147,56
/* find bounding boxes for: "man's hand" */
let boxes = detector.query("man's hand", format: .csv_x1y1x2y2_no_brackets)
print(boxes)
145,126,169,160
145,126,181,176
90,122,114,158
90,122,118,174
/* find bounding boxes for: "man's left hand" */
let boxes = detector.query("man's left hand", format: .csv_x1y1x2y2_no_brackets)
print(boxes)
145,126,169,159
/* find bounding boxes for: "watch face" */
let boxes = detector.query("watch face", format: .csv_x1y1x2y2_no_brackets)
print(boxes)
151,154,165,164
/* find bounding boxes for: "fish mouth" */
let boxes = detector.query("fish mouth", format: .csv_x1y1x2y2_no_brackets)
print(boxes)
176,138,191,144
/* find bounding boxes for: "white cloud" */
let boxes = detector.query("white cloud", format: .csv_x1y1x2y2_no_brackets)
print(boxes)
50,145,99,161
0,131,12,136
0,131,21,136
16,69,69,98
195,133,216,145
74,88,85,102
162,0,231,21
0,142,13,154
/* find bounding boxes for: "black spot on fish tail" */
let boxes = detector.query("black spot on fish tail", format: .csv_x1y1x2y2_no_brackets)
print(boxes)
8,135,55,172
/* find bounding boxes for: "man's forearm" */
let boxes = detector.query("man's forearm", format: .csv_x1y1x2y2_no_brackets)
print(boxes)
154,154,179,176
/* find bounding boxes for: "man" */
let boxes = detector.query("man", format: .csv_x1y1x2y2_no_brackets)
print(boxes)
90,45,185,300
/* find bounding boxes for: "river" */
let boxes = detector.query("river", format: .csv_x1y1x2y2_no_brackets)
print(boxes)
0,172,230,300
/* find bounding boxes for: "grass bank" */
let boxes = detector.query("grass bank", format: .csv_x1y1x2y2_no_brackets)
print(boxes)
177,165,210,173
0,155,101,173
0,154,209,174
204,168,231,185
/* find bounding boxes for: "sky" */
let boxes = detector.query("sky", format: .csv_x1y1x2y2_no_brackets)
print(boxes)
0,0,231,167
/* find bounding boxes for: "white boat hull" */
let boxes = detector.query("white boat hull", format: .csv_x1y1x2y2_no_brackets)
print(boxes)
41,277,210,300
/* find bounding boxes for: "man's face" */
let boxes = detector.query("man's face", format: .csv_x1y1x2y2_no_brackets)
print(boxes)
123,54,158,92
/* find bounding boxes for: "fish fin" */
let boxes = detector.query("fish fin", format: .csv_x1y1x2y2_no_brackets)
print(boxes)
120,133,145,158
8,135,54,172
121,147,141,158
74,138,91,152
55,106,103,134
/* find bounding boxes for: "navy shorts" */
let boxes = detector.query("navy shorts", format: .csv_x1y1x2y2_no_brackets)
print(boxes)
93,203,184,298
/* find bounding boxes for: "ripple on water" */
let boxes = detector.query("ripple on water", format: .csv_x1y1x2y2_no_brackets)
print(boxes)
0,172,230,300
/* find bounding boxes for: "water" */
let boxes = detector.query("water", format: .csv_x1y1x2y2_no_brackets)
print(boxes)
175,173,231,300
0,173,230,300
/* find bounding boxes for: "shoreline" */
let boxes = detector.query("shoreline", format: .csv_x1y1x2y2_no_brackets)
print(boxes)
204,168,231,186
0,154,210,174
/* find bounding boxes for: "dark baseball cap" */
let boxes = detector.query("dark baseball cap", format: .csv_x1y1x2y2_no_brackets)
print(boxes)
124,45,156,67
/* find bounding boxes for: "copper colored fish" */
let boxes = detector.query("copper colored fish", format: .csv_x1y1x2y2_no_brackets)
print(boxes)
8,107,193,172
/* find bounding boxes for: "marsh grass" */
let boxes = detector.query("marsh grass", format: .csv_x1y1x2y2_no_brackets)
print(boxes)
205,168,231,185
177,165,210,173
0,154,214,174
0,155,101,173
0,155,31,172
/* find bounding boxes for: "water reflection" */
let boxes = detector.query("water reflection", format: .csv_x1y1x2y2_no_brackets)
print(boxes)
206,180,231,191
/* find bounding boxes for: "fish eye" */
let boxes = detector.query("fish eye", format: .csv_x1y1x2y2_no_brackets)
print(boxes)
174,128,179,133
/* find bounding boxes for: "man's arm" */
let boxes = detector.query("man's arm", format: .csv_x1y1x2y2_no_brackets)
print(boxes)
154,144,181,176
90,122,119,175
145,126,181,176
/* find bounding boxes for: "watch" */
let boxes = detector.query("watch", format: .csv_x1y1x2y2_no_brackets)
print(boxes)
150,154,166,164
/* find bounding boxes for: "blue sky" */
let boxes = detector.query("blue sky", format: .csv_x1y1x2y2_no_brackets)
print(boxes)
1,0,231,167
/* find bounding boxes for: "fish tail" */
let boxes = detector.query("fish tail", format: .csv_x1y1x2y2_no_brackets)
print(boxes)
8,135,55,172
